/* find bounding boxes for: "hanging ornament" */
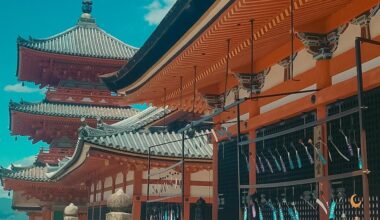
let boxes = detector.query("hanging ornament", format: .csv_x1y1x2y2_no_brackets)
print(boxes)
350,194,362,208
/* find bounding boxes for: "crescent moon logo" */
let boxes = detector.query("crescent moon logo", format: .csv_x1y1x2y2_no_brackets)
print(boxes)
350,194,362,208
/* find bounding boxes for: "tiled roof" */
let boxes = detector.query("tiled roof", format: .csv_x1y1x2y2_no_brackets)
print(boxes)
91,106,171,135
77,106,213,159
84,130,213,159
17,21,138,60
47,129,212,180
2,166,50,182
101,0,217,91
10,101,140,120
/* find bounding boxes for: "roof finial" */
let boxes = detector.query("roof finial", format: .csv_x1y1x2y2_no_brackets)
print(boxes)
82,0,92,14
79,0,96,25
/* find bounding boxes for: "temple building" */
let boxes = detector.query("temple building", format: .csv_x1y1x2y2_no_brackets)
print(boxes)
3,0,380,220
1,1,213,220
102,0,380,220
10,0,140,166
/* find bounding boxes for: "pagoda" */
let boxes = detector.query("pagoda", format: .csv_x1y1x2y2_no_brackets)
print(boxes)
10,0,140,166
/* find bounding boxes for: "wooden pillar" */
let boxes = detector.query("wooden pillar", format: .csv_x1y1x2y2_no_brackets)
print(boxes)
315,60,331,90
132,168,143,220
42,206,52,220
212,125,219,220
248,99,260,195
100,179,105,202
112,175,116,194
28,212,36,220
79,213,88,220
123,170,128,193
248,130,257,195
315,59,332,220
184,170,191,220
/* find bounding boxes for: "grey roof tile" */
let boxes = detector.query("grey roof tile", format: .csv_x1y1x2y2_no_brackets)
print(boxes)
2,166,50,182
87,106,171,136
10,101,140,120
18,23,138,60
84,130,212,159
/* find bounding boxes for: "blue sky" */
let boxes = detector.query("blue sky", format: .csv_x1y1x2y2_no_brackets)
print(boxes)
0,0,175,201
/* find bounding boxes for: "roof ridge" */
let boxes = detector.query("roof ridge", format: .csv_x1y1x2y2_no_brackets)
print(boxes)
96,27,139,50
18,25,80,44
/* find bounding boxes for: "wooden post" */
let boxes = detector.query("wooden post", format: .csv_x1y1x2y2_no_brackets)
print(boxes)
123,170,128,193
132,168,143,220
112,175,116,194
100,179,105,202
248,99,259,195
315,59,332,220
212,123,219,220
184,170,191,220
42,206,52,220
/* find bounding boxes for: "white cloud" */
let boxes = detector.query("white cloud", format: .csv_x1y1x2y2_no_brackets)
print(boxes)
6,156,36,169
3,83,44,94
144,0,176,25
0,156,35,198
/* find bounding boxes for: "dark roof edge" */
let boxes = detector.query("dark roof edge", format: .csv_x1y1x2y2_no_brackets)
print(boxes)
51,136,212,180
102,0,231,92
49,138,85,180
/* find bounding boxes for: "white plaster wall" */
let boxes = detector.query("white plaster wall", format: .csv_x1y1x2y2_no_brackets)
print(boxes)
96,180,101,190
191,170,213,182
370,10,380,38
333,24,361,57
104,190,112,201
104,176,112,188
115,172,124,184
127,171,134,181
91,183,94,193
261,64,283,92
190,186,213,198
293,49,315,76
126,185,134,198
91,193,95,203
96,193,101,202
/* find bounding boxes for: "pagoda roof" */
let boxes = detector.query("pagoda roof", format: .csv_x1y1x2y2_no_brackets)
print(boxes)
1,158,71,183
1,166,51,182
17,20,138,60
10,100,140,120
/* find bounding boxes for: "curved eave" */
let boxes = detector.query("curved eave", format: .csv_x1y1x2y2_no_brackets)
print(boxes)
3,177,52,183
9,101,138,121
50,140,212,181
16,26,138,61
101,0,223,92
